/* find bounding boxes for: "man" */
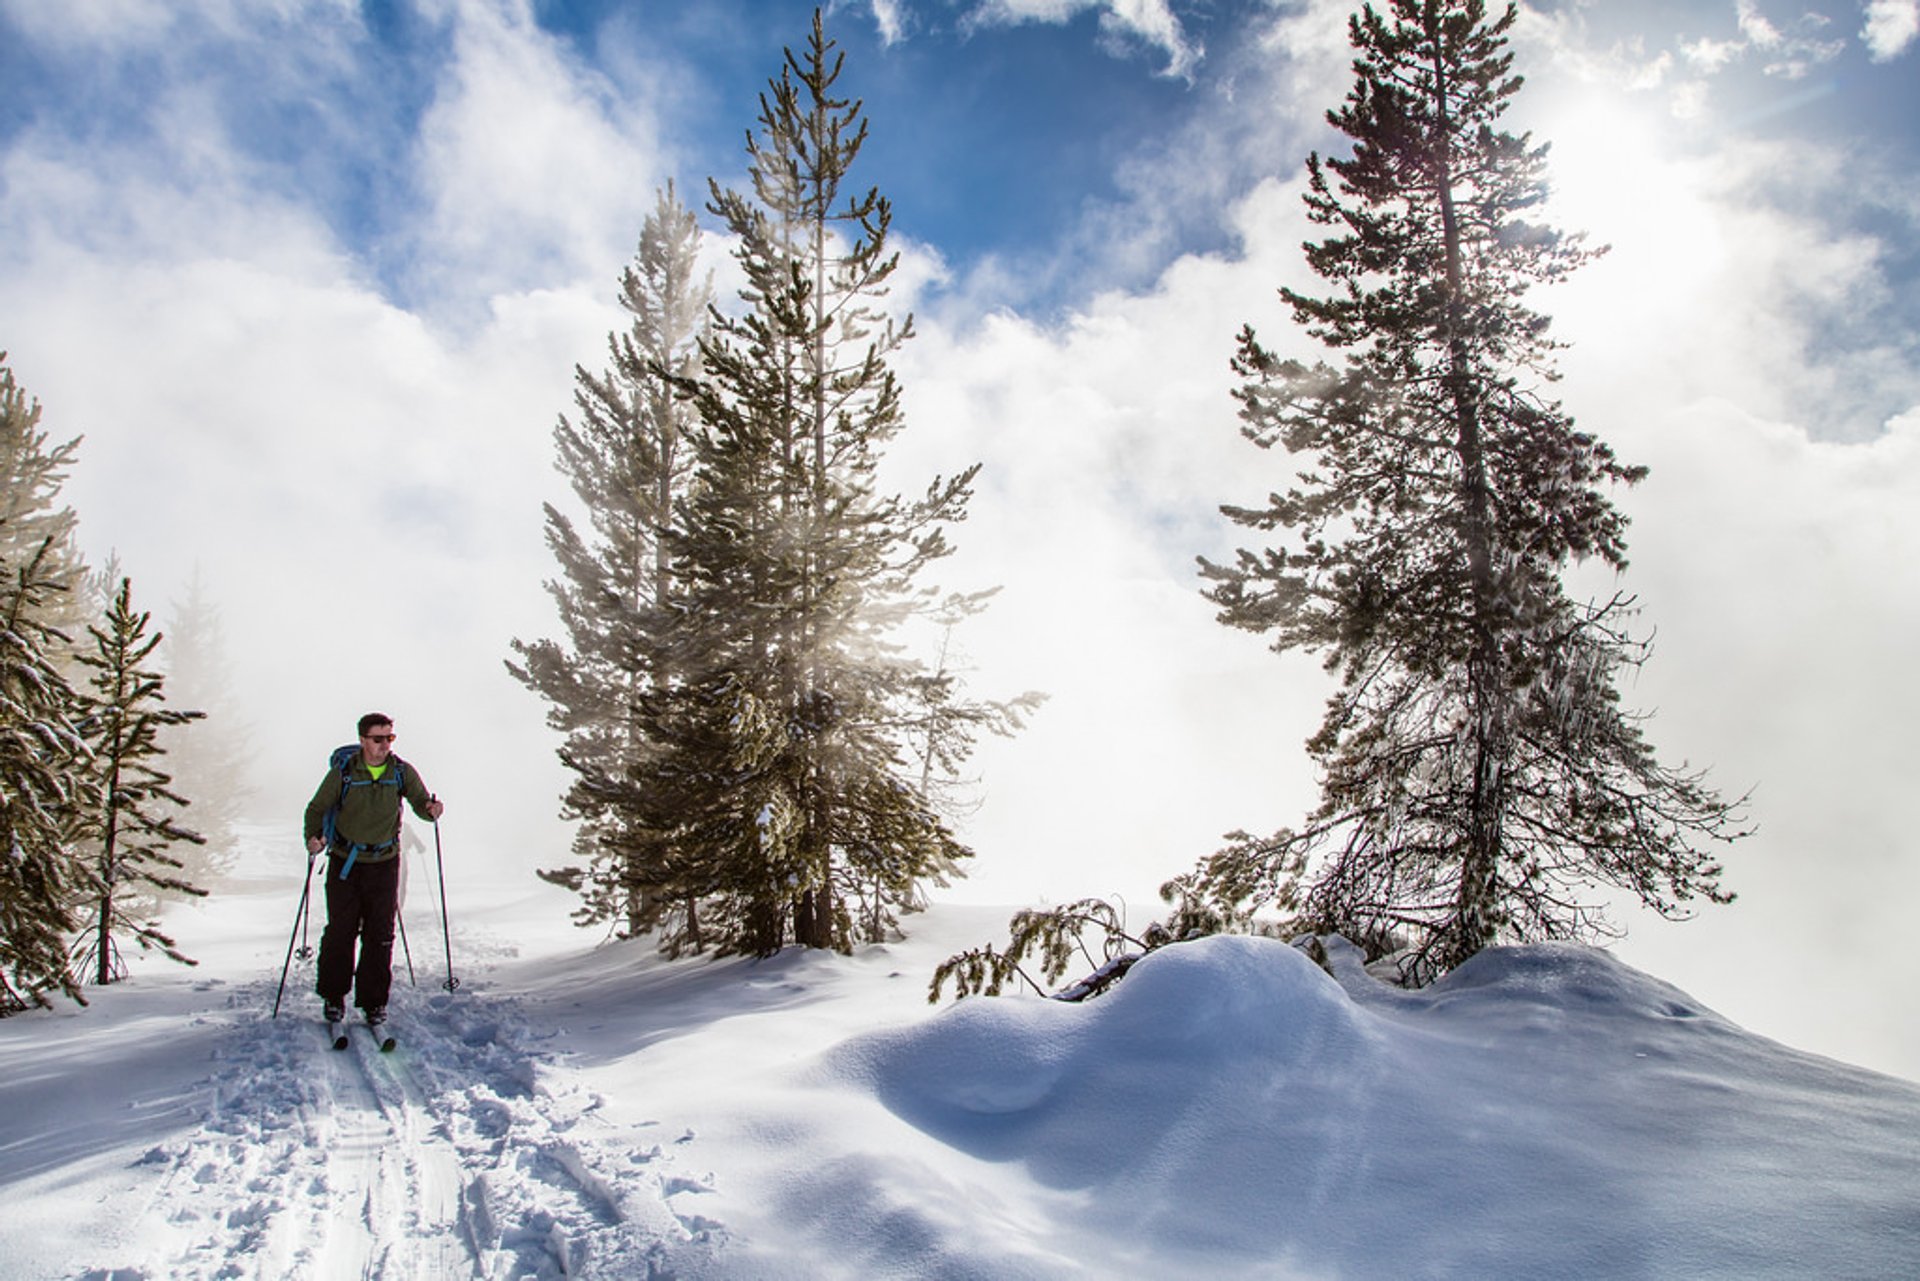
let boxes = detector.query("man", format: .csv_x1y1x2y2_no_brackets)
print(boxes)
303,712,445,1028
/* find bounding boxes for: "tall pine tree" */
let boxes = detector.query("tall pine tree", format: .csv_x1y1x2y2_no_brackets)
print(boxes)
509,183,714,942
1189,0,1744,979
626,10,1026,956
71,578,207,985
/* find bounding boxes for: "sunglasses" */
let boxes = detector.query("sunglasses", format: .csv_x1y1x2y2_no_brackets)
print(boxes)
363,733,396,744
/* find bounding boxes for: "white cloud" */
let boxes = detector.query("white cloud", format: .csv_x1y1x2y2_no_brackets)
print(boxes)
1547,116,1916,436
408,0,668,310
1736,0,1783,47
1491,89,1920,1075
0,220,602,847
0,0,650,874
1517,11,1919,434
964,0,1201,78
0,0,178,48
1636,0,1846,82
888,186,1322,908
1863,0,1920,59
1583,400,1920,1078
1669,79,1711,118
0,0,357,51
1682,35,1745,72
1252,0,1366,117
869,0,908,45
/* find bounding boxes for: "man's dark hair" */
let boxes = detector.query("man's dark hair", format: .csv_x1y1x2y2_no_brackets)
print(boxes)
358,712,394,738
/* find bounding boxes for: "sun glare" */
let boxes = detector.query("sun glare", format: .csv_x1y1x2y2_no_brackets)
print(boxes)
1529,89,1732,354
1539,93,1724,295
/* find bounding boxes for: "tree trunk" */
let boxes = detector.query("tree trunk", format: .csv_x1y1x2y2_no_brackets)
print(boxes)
96,764,120,986
625,866,644,938
750,897,783,956
792,885,835,950
1431,22,1505,965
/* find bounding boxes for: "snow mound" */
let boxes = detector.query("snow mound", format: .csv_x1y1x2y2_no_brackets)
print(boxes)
835,936,1377,1158
821,934,1920,1278
1419,940,1722,1019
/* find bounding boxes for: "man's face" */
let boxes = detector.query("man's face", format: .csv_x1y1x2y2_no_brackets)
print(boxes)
361,724,396,766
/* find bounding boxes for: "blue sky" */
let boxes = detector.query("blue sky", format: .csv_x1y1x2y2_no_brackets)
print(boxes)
4,0,1915,325
5,0,1915,451
2,0,1919,1078
0,0,1248,314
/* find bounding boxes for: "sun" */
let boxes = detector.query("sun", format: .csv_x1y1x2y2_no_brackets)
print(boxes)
1521,84,1740,364
1536,89,1727,297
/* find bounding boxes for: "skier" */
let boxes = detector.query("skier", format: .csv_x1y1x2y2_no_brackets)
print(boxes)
303,712,444,1032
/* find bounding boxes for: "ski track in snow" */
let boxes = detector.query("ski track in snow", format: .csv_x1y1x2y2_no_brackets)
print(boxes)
79,969,722,1280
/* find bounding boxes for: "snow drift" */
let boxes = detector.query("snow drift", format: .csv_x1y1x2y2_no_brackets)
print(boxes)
1,853,1916,1279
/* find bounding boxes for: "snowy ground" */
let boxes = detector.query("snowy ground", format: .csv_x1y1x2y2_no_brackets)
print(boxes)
3,826,1917,1280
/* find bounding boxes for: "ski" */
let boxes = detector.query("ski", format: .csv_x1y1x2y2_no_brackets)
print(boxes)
365,1021,396,1053
326,1020,349,1051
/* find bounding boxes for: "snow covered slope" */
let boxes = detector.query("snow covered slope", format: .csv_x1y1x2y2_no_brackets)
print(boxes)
2,832,1916,1279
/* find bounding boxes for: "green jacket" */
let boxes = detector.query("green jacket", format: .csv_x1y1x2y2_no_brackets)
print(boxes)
303,752,435,862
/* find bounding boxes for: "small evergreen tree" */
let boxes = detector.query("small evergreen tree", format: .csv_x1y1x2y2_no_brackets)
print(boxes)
1186,0,1745,979
71,577,207,985
509,182,715,943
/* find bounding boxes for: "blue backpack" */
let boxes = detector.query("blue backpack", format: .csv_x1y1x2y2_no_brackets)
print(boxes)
321,744,409,878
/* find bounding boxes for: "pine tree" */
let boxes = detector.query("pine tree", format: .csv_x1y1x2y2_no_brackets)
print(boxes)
1189,0,1744,980
157,566,252,882
71,578,207,985
0,535,98,1011
508,182,714,942
628,10,1027,956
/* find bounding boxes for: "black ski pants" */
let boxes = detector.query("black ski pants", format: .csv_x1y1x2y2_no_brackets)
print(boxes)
316,852,400,1012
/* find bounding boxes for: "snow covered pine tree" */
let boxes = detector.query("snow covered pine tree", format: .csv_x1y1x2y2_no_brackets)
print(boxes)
1185,0,1747,980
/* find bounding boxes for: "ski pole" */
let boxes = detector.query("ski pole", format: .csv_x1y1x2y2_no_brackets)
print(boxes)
272,849,320,1019
397,910,418,987
432,802,459,992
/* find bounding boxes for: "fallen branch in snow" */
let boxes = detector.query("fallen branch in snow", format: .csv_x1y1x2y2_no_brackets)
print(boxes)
930,897,1221,1003
1048,949,1144,1002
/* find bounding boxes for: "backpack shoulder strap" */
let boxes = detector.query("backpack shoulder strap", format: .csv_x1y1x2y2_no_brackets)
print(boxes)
321,746,356,850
